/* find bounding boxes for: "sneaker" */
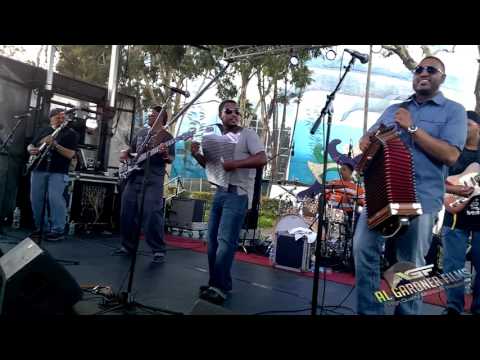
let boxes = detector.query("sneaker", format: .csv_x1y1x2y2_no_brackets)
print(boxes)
199,287,227,305
152,252,165,264
45,232,65,242
29,230,42,241
199,285,210,294
111,247,132,256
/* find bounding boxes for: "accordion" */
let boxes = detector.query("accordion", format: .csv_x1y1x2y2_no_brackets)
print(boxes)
355,125,423,237
201,132,238,188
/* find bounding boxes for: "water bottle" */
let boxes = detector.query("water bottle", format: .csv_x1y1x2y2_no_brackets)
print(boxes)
68,222,75,236
12,207,21,229
269,243,276,264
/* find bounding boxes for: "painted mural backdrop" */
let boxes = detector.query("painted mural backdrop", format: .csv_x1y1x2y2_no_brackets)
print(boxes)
170,50,470,186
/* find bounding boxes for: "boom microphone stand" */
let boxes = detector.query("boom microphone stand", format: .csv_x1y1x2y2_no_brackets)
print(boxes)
101,95,182,315
309,56,358,315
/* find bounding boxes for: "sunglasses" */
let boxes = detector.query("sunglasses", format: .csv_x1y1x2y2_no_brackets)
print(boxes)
413,65,444,75
223,109,241,115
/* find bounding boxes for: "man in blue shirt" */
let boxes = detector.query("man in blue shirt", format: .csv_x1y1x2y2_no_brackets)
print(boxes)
354,56,467,315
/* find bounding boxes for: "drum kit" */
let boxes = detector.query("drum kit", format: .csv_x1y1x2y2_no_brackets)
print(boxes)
272,182,363,271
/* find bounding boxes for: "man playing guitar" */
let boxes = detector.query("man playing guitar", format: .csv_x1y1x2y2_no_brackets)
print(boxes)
442,110,480,315
27,108,79,242
112,105,174,264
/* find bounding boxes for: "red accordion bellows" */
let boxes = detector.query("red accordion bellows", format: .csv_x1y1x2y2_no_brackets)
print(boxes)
356,126,423,237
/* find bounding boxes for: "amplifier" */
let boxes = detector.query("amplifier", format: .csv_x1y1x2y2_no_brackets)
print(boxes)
274,231,311,272
167,198,205,228
67,175,119,232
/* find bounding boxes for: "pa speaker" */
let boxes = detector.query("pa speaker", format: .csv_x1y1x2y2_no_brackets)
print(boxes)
0,237,82,316
190,299,235,315
168,198,205,227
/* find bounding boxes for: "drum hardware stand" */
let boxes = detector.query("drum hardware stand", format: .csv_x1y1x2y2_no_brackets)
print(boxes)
309,56,358,315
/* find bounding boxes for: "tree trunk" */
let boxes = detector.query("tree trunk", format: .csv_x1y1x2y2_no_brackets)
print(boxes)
239,67,250,127
257,69,273,146
381,45,418,71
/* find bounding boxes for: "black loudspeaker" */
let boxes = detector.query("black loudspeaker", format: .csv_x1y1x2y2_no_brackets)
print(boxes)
274,232,311,272
243,167,263,230
168,198,205,228
0,237,83,316
190,299,235,315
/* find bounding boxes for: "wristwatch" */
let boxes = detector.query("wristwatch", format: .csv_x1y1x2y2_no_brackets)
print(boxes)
407,125,418,134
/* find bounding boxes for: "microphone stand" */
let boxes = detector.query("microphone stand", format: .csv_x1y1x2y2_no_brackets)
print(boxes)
0,116,27,244
101,99,182,315
0,115,28,154
309,56,357,315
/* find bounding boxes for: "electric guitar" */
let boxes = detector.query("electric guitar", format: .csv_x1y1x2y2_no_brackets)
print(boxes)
24,119,72,175
444,162,480,214
118,130,195,182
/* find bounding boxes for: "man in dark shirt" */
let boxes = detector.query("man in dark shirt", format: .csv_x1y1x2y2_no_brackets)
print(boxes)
113,105,175,264
27,108,79,242
442,110,480,315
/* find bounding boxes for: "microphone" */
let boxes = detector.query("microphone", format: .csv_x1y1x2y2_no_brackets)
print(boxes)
13,113,31,119
161,84,190,97
348,139,353,158
345,49,369,64
291,143,295,157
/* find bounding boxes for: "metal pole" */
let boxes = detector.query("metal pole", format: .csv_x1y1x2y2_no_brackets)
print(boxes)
363,45,373,135
107,45,121,109
45,45,56,91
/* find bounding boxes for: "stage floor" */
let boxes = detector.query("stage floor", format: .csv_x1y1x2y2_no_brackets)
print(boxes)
0,228,448,315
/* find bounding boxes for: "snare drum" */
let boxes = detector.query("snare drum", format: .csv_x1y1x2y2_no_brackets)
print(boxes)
326,202,345,223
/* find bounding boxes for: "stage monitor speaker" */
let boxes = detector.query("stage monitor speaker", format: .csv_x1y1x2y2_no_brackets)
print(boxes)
168,198,205,227
189,299,235,315
274,231,311,272
0,237,83,316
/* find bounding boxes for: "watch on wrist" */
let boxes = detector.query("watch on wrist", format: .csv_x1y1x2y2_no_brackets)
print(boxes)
407,125,418,134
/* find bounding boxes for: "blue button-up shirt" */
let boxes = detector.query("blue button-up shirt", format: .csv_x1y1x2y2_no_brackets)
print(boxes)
368,92,467,213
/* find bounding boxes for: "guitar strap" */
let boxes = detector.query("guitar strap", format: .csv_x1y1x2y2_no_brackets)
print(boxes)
451,214,457,230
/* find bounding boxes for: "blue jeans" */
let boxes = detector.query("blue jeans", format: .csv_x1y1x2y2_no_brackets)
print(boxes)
353,211,435,315
30,170,69,234
207,189,248,292
442,227,480,314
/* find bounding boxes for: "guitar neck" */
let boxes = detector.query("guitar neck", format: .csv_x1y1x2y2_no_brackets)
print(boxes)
137,138,176,163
